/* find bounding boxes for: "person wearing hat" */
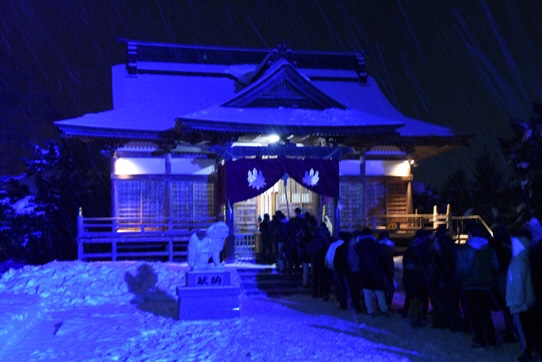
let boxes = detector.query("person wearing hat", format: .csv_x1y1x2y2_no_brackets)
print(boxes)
456,222,499,348
506,229,540,361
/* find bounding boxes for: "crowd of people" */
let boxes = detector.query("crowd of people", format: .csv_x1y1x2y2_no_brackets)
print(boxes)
259,209,542,361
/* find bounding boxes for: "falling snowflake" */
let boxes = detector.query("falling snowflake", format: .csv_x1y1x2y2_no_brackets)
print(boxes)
303,168,319,186
247,168,266,190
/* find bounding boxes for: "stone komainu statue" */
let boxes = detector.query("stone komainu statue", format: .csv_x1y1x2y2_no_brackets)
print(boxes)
187,221,229,270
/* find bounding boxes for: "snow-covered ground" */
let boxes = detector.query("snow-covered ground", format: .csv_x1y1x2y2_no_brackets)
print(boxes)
0,260,524,361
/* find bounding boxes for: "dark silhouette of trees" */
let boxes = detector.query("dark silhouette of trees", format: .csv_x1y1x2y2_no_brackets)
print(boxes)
499,102,542,225
1,140,110,263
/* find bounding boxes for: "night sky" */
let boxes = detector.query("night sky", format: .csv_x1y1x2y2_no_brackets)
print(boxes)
1,0,541,190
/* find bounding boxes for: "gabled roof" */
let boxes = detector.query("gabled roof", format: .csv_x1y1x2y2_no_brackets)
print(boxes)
221,59,346,109
176,57,404,140
54,39,469,159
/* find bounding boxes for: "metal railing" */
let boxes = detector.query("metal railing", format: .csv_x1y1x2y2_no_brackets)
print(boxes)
343,206,493,243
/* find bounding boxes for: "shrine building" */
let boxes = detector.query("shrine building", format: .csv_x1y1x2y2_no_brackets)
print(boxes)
55,39,469,262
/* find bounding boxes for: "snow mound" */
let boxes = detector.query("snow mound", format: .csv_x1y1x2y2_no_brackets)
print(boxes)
0,261,186,310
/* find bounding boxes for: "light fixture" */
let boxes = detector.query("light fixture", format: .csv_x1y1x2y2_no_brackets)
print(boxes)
268,134,280,143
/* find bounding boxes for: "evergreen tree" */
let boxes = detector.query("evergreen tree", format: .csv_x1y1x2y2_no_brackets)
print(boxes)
469,149,510,224
0,140,110,263
412,184,444,215
499,102,542,224
440,169,473,216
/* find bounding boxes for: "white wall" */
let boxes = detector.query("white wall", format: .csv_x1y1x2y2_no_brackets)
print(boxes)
170,158,215,175
339,159,411,177
114,158,165,175
339,160,361,176
366,160,410,177
114,156,216,176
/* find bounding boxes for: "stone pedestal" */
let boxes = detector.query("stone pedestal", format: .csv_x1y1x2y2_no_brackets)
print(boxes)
176,270,240,320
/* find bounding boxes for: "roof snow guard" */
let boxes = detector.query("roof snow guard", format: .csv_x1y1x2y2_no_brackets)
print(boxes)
118,38,367,82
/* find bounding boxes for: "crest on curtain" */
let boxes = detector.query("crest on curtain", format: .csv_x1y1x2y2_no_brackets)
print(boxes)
225,157,339,203
247,168,266,190
302,168,319,186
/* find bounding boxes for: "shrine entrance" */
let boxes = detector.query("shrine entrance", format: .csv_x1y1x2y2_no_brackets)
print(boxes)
233,177,320,233
232,176,332,261
224,156,340,261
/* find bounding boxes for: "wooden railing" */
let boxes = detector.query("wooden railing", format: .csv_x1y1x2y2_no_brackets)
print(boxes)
76,206,492,261
76,209,217,261
340,206,493,243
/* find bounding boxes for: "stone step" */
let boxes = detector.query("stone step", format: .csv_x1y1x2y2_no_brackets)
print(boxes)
236,268,313,297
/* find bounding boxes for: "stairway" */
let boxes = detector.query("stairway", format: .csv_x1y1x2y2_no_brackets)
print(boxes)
236,268,313,297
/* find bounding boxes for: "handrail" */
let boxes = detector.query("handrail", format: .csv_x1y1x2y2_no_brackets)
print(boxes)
76,204,494,256
353,213,493,239
77,214,493,238
77,214,217,237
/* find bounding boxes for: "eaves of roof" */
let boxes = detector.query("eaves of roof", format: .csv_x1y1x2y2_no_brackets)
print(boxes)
55,124,166,141
176,119,400,138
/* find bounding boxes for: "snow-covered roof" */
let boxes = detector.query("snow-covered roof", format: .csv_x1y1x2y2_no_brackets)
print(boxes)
55,40,463,149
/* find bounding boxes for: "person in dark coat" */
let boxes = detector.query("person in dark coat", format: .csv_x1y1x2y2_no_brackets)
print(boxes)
355,228,389,316
333,231,353,310
259,214,273,264
307,223,331,300
346,229,364,313
377,231,396,307
427,225,463,331
488,221,515,341
402,229,431,327
455,222,499,348
273,211,295,273
290,207,307,274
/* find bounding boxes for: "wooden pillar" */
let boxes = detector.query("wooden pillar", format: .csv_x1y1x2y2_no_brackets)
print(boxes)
112,239,117,261
360,155,367,225
406,179,413,214
446,204,452,231
111,151,119,218
334,197,341,236
77,207,84,237
77,207,84,261
165,153,171,225
225,201,236,263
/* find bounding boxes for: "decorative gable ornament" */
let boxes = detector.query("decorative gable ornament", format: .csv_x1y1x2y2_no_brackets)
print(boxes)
303,168,319,186
247,168,266,190
222,60,346,110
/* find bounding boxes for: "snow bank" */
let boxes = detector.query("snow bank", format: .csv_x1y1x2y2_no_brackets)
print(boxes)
0,261,187,310
0,293,42,351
